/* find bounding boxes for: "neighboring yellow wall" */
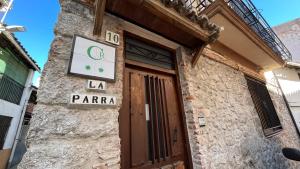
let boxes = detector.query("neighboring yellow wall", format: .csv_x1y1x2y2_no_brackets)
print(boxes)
0,149,11,169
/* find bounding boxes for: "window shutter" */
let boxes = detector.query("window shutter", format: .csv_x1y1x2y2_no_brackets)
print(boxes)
246,76,282,137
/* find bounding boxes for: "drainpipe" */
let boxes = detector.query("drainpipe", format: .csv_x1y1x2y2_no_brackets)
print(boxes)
7,69,34,169
273,72,300,137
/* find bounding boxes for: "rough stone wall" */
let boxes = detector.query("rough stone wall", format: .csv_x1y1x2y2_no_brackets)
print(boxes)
178,53,300,169
19,0,300,169
19,1,124,168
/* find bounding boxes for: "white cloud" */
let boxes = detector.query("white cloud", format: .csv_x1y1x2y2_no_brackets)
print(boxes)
34,76,41,87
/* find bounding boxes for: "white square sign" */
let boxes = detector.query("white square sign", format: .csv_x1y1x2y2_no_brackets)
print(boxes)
68,35,116,81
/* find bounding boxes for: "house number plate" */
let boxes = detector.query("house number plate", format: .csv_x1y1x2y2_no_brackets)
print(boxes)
105,30,120,45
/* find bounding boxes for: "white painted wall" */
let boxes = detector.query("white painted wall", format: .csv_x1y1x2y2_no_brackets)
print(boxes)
0,69,34,150
273,67,300,131
290,107,300,131
0,99,21,149
274,68,300,105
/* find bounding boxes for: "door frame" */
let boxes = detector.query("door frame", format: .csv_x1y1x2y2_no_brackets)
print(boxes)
120,31,194,169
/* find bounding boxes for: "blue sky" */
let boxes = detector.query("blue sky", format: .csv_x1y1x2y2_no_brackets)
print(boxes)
4,0,300,86
5,0,60,86
252,0,300,26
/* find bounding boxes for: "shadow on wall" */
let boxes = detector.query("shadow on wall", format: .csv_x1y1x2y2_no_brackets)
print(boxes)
239,88,298,169
240,136,291,169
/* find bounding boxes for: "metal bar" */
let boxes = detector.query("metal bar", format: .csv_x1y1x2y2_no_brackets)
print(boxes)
159,79,170,158
228,0,292,60
156,78,167,159
196,0,292,61
161,79,173,157
146,75,156,163
152,76,161,161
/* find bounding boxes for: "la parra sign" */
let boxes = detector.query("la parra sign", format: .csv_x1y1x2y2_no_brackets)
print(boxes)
70,94,116,106
68,35,116,82
86,80,106,91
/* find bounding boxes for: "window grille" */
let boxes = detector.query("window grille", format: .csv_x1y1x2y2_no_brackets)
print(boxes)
0,115,12,150
125,37,175,70
0,73,24,104
246,76,282,137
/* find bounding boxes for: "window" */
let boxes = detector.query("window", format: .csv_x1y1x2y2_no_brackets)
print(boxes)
0,115,12,150
246,76,282,137
0,73,24,104
125,37,175,70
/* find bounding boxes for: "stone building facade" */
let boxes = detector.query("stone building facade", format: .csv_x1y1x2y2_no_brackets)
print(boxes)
19,0,300,169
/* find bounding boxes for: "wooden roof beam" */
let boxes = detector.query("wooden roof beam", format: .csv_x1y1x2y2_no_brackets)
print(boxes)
191,43,208,67
93,0,106,36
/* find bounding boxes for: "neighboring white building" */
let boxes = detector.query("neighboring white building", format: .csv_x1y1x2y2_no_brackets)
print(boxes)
0,31,40,169
272,18,300,135
273,62,300,133
273,18,300,62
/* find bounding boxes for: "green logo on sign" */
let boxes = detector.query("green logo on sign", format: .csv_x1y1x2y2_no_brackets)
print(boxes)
85,46,104,73
85,65,91,70
87,46,104,60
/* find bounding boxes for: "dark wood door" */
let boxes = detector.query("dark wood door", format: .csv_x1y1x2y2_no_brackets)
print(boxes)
120,66,187,169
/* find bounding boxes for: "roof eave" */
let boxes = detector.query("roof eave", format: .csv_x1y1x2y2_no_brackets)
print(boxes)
2,31,41,72
285,62,300,69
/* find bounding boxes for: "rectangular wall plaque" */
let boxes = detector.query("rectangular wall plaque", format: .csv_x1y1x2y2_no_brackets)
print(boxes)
70,94,116,106
68,35,116,82
198,117,206,127
86,80,106,91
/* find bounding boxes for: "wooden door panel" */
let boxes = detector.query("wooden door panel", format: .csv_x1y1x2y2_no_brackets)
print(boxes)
120,68,130,168
130,72,148,166
164,78,184,157
120,67,187,169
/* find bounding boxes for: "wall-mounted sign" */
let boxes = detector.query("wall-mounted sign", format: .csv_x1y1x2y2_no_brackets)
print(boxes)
105,30,120,45
68,35,116,82
86,80,106,91
70,94,116,106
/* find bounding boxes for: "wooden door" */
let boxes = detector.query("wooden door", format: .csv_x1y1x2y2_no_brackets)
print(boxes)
120,67,187,169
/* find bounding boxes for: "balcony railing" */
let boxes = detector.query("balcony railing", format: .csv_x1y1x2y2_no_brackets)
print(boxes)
0,73,24,105
181,0,292,61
